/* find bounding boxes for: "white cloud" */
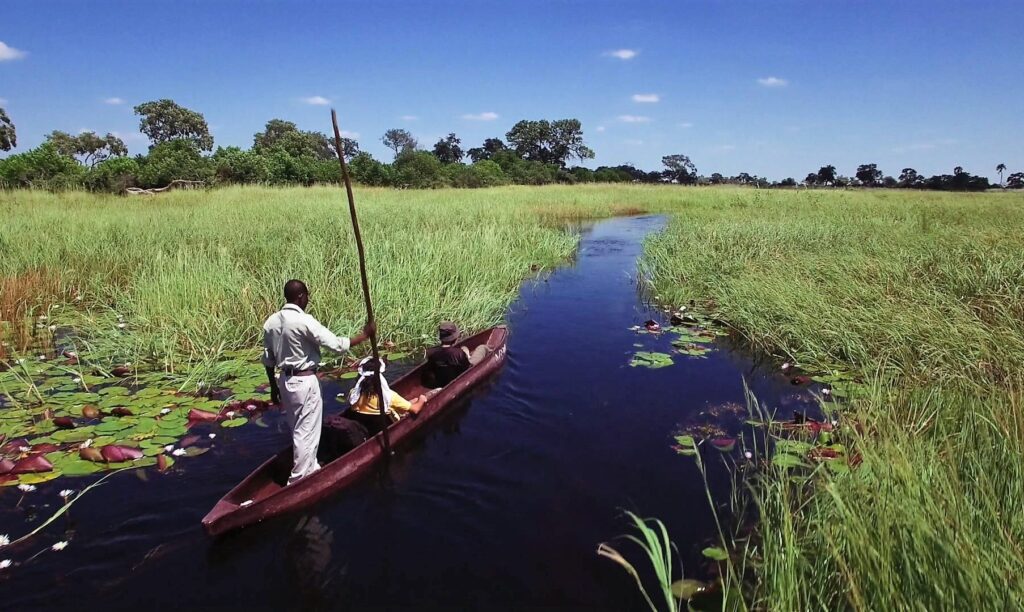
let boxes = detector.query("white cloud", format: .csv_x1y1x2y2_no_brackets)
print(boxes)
604,49,638,60
300,96,331,105
77,128,94,134
632,93,660,103
341,130,360,139
624,139,644,145
0,42,27,61
462,111,499,121
400,115,418,121
618,115,651,123
678,122,693,128
595,125,606,133
757,77,788,88
104,97,124,105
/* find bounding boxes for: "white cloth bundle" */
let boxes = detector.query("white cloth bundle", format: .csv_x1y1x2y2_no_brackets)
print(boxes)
347,357,396,416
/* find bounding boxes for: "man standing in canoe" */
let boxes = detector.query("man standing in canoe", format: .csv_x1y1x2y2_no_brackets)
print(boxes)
262,279,374,484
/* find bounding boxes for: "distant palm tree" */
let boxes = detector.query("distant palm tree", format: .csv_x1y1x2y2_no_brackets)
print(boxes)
954,166,964,176
997,163,1007,185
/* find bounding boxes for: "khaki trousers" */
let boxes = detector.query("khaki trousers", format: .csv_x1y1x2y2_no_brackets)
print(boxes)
278,373,323,485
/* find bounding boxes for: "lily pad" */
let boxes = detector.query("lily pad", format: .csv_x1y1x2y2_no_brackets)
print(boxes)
339,371,359,380
702,546,729,561
220,417,247,428
671,579,706,601
629,352,674,369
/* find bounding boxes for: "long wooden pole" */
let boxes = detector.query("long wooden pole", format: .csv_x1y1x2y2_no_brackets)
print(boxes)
331,109,391,456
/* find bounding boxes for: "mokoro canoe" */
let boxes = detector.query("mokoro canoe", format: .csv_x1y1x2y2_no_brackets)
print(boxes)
202,325,508,536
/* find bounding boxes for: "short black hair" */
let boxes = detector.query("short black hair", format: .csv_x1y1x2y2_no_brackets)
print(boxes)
284,279,308,302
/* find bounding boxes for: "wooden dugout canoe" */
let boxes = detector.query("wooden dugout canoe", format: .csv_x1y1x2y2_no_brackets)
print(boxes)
201,325,508,537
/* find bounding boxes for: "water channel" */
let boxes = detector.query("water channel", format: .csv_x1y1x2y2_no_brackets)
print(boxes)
2,215,820,610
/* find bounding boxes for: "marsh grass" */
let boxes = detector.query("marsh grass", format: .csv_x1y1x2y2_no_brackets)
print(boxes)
641,188,1024,608
0,184,686,370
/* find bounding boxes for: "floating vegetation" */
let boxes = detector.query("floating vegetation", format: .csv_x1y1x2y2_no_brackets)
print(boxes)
0,351,278,485
629,351,674,369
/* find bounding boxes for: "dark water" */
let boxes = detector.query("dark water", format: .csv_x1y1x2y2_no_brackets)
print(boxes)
1,216,819,610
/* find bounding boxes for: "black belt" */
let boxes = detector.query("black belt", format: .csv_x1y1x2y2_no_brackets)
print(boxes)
282,366,318,376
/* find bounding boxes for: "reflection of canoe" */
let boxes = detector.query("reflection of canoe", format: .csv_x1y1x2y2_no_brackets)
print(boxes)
202,325,508,536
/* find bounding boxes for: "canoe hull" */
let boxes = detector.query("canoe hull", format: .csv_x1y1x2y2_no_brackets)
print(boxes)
202,325,508,536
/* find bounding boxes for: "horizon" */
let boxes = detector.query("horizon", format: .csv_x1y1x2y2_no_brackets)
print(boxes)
2,0,1022,181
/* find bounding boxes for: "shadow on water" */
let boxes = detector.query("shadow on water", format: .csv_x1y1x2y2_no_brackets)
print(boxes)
1,215,824,610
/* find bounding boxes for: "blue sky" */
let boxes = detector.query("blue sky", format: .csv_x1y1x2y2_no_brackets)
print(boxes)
2,0,1022,180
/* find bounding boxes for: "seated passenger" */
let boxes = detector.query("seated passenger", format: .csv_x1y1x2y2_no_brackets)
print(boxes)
345,357,426,436
424,322,490,388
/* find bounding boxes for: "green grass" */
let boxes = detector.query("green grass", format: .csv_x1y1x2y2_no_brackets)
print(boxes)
0,184,685,367
641,187,1024,609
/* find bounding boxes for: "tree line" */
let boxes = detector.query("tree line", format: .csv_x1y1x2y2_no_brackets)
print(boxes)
0,100,1020,192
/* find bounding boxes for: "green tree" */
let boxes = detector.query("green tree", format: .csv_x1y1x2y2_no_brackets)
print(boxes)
0,107,16,151
0,142,85,188
46,130,128,168
855,163,882,187
136,140,213,187
1007,172,1024,189
348,152,393,186
466,138,508,163
505,119,594,167
661,154,698,184
211,146,271,184
432,133,464,164
898,168,921,188
996,163,1007,186
816,165,837,186
382,128,418,159
134,99,214,151
804,172,818,186
252,119,358,161
393,150,447,188
85,157,140,192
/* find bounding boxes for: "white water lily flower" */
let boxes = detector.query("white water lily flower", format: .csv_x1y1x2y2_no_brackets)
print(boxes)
0,535,10,547
208,433,216,439
117,323,127,329
59,489,76,498
744,451,753,459
822,388,832,397
172,448,187,457
164,445,175,453
17,484,37,493
51,541,68,551
0,559,11,569
159,408,171,415
73,377,82,383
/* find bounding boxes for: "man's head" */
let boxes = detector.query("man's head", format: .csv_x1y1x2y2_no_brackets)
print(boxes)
284,279,309,310
438,322,459,345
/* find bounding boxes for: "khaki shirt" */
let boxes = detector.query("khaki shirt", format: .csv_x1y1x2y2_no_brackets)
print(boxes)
262,304,350,371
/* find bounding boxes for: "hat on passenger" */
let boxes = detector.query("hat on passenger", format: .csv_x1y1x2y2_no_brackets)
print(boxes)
438,322,459,344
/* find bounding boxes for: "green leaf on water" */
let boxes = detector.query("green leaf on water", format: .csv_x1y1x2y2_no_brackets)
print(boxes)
671,579,706,601
629,351,674,369
181,446,209,457
339,371,359,380
385,352,409,361
220,417,247,428
702,546,729,561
